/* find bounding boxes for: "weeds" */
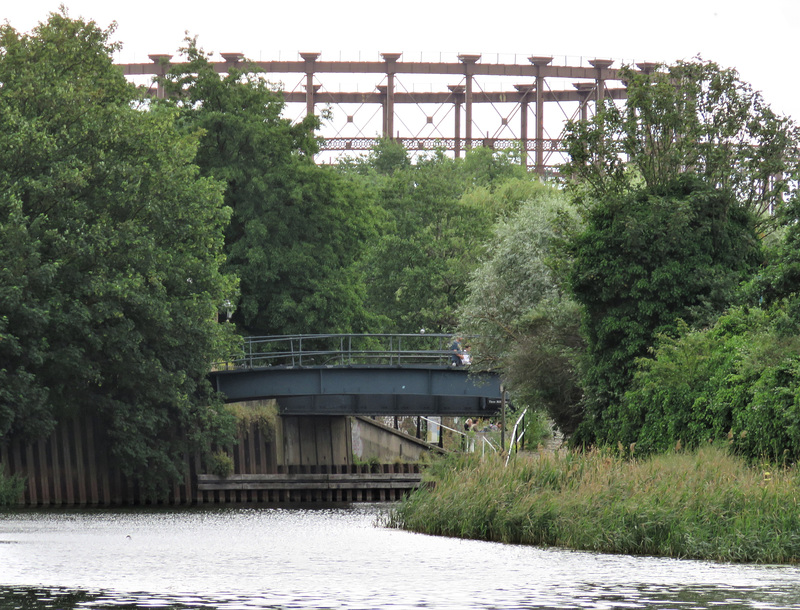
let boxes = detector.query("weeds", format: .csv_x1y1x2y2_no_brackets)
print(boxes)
207,450,234,478
225,400,278,438
389,446,800,564
0,468,25,506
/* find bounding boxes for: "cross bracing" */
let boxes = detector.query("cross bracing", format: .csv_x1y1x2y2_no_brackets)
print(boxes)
119,52,659,172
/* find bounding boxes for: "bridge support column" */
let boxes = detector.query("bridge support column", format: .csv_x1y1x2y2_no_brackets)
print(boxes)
382,53,402,139
449,85,465,158
300,52,320,117
529,56,552,175
148,54,172,99
280,415,352,467
589,58,614,108
573,82,595,122
514,84,534,169
459,54,480,149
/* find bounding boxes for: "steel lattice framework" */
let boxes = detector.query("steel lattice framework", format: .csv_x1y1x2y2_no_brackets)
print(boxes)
119,52,659,173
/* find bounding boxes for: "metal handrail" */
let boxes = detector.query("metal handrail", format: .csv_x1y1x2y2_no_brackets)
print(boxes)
216,333,464,370
418,416,499,455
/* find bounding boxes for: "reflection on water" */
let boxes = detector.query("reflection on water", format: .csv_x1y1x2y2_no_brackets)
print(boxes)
1,505,799,609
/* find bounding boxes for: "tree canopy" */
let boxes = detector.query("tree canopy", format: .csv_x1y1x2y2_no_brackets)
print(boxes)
568,177,762,443
560,59,794,446
562,60,799,233
457,183,585,434
351,145,529,332
160,41,379,335
0,13,238,494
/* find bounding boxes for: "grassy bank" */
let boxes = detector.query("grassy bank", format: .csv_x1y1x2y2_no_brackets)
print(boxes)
387,446,800,564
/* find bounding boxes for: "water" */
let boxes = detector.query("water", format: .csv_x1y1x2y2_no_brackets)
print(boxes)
1,505,799,609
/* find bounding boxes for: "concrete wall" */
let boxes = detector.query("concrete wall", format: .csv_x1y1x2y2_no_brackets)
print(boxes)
351,416,445,462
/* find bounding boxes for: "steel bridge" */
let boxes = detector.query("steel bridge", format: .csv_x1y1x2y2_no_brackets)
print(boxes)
118,52,658,172
209,333,503,416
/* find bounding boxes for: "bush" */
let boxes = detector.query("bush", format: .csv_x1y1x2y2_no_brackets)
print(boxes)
0,469,25,506
207,450,234,478
225,400,278,439
620,307,800,463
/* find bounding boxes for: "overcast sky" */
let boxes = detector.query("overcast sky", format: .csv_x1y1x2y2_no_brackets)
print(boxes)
5,1,799,121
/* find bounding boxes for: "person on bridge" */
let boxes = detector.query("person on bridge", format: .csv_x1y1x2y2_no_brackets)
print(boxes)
450,337,464,366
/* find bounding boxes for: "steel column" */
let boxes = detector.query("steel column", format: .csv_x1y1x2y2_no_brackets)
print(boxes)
514,84,534,169
589,58,614,106
574,82,595,121
530,56,553,175
148,54,172,99
459,54,480,149
449,85,465,158
382,53,402,139
300,52,320,117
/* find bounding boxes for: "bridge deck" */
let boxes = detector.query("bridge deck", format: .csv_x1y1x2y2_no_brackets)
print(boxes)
210,334,504,416
211,365,502,415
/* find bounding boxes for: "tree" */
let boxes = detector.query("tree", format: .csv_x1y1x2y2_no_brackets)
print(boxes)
354,147,530,332
562,60,799,233
559,59,798,446
457,183,585,434
617,306,800,463
161,40,379,335
0,12,238,495
568,177,762,444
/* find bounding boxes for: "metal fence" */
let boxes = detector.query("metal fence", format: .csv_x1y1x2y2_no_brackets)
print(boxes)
217,333,461,369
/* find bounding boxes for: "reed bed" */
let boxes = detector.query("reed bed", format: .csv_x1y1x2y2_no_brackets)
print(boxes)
387,447,800,564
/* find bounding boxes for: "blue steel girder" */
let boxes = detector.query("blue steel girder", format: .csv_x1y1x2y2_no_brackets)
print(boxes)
210,365,501,406
277,394,501,416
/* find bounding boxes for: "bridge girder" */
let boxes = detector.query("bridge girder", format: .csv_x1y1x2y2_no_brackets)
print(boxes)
210,365,502,416
118,52,649,171
278,394,501,416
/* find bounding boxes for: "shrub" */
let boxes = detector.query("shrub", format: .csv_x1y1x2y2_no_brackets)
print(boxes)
0,469,25,506
207,450,234,478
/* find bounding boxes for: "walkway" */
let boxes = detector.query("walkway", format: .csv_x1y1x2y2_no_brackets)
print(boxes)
210,334,504,416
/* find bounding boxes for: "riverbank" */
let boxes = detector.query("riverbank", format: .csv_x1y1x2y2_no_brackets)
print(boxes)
387,446,800,564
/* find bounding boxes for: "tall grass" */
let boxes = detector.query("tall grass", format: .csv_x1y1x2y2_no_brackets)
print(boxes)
387,446,800,564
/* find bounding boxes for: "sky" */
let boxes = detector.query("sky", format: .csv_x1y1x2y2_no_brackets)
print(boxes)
3,0,799,121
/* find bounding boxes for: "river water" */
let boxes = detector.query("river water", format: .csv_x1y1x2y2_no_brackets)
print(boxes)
1,505,799,610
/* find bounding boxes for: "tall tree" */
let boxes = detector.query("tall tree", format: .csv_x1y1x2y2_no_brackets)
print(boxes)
559,59,796,444
562,60,798,232
457,183,585,434
0,12,238,494
568,177,761,443
161,41,378,334
357,147,528,332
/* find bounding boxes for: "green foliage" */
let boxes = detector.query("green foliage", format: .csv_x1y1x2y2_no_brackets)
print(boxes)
562,59,799,232
0,469,25,506
161,39,380,335
0,12,238,496
561,58,799,450
225,400,278,439
620,306,800,463
207,450,235,478
348,147,534,333
457,184,585,434
368,138,412,176
569,177,761,444
390,447,800,563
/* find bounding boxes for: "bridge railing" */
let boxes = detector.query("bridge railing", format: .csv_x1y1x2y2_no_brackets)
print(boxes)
217,333,462,369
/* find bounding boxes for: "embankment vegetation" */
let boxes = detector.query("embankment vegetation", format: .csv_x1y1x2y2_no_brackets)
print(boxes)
389,447,800,564
3,10,800,511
